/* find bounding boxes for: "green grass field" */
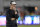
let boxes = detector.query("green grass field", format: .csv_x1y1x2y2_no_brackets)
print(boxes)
0,25,40,27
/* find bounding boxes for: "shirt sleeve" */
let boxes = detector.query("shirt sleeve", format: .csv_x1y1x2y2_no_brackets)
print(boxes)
15,10,19,19
6,9,11,21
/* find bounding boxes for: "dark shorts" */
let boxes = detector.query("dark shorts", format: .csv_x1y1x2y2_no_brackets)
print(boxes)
6,20,17,27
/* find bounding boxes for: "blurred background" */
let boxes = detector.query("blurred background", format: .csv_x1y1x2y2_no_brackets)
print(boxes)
0,0,40,27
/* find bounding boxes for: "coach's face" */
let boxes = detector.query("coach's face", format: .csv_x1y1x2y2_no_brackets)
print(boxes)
11,4,16,9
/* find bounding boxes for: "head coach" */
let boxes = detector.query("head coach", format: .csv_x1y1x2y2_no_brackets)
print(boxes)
6,1,19,27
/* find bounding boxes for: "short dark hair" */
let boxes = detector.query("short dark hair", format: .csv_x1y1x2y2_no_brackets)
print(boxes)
10,1,14,4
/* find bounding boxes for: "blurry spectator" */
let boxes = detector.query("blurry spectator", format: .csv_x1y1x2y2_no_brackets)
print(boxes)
20,11,24,21
30,11,35,15
1,12,6,16
24,10,30,15
35,11,40,15
0,12,1,16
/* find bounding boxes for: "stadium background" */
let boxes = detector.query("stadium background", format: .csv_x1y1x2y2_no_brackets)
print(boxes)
0,0,40,27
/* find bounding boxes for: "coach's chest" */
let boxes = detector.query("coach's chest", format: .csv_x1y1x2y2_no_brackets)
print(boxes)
9,10,18,15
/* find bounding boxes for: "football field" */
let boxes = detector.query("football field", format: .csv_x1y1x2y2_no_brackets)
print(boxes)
0,25,40,27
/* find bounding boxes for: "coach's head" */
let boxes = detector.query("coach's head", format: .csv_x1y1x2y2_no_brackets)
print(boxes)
10,1,16,10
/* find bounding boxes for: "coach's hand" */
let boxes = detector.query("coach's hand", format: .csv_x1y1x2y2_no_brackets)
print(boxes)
11,18,16,20
15,11,17,14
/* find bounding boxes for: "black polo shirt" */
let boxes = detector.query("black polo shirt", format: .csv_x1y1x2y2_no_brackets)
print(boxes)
6,9,19,21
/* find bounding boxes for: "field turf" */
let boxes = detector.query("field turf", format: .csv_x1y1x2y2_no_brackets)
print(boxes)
0,25,40,27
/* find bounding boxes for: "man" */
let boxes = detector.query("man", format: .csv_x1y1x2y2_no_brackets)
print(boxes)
6,1,19,27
